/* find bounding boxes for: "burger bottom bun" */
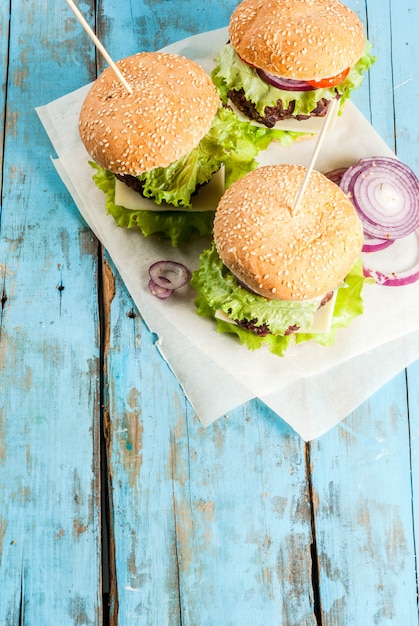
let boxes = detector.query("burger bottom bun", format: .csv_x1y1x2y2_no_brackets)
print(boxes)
213,164,364,301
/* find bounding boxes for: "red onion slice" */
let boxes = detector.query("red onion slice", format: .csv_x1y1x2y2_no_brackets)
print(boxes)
256,68,316,92
363,263,419,287
340,156,419,240
362,236,394,253
148,261,190,298
149,260,190,290
362,228,419,286
148,279,174,299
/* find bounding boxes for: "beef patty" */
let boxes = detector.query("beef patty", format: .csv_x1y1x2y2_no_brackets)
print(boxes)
228,88,336,128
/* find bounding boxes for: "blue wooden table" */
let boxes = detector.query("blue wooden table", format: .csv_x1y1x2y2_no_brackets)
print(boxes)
1,0,419,624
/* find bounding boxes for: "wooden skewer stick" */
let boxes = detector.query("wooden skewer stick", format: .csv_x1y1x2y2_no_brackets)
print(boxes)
65,0,133,94
291,97,338,215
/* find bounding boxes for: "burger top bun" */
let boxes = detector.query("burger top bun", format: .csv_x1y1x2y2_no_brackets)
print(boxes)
79,52,219,176
213,164,364,301
229,0,365,81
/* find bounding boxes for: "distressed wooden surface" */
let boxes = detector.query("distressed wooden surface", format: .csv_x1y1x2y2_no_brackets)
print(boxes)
1,0,419,624
0,1,102,624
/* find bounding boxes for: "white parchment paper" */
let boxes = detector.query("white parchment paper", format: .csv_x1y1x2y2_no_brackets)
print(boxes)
36,27,419,440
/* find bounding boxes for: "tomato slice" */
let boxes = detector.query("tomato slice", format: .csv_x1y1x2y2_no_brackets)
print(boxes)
306,68,350,88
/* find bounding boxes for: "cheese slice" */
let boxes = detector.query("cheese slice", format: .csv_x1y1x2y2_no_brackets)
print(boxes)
215,290,338,334
114,167,225,212
228,100,339,134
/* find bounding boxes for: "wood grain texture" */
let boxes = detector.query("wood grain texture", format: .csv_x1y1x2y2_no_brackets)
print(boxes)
408,360,419,569
0,0,8,189
96,0,236,60
103,255,316,625
311,374,417,624
311,3,419,623
0,0,102,623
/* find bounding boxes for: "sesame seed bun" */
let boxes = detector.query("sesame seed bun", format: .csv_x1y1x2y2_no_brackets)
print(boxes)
213,164,364,301
79,52,219,176
229,0,365,81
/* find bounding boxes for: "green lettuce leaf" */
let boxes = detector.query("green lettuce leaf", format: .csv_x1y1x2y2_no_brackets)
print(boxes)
90,104,304,245
212,40,376,117
90,162,214,246
207,104,305,186
294,256,367,347
190,243,368,356
134,103,304,202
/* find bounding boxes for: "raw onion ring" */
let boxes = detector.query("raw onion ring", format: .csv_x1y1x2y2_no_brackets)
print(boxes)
363,263,419,287
340,156,419,240
256,68,316,92
362,228,419,286
362,235,394,253
325,168,395,251
149,260,190,290
148,260,190,298
148,279,173,299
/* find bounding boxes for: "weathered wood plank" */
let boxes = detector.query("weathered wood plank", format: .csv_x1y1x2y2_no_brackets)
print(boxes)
358,0,396,150
96,0,234,59
311,374,417,624
0,1,8,185
389,0,419,171
408,360,419,564
101,254,186,625
173,402,316,626
103,254,316,625
311,1,419,623
1,0,102,623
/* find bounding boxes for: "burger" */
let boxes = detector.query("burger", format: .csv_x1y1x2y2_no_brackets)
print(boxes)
211,0,376,132
191,164,367,355
79,51,294,246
